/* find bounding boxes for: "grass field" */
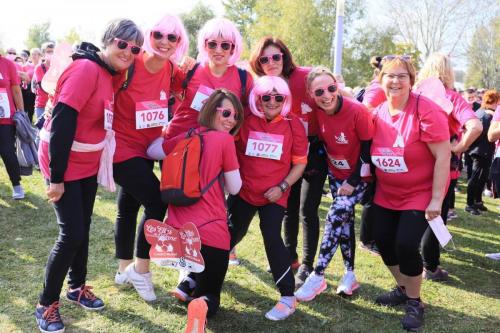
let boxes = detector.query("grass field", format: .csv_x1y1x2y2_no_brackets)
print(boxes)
0,164,499,333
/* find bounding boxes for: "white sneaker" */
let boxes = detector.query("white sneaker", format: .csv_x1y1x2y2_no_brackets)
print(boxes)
114,270,130,285
124,264,156,301
336,271,360,296
12,185,25,200
265,297,296,321
484,189,493,197
294,271,327,302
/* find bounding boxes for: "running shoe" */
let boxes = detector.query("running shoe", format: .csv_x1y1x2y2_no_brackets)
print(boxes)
114,270,129,285
294,264,313,289
401,299,424,331
34,301,65,333
464,205,481,216
447,210,458,220
12,185,25,200
184,297,208,333
66,285,104,311
294,271,327,302
375,286,408,306
265,298,297,321
228,248,240,266
336,271,360,296
124,264,156,302
172,276,196,302
475,203,488,212
423,267,449,282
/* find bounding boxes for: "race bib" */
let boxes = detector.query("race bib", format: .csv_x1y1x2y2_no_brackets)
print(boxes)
495,147,500,158
0,88,11,119
328,154,350,170
245,131,284,160
371,147,408,173
135,100,168,129
301,102,312,114
190,85,214,112
144,219,205,273
104,100,113,130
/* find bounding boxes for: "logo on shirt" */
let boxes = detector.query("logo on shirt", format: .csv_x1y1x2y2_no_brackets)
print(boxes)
393,134,405,148
160,90,167,100
335,132,349,144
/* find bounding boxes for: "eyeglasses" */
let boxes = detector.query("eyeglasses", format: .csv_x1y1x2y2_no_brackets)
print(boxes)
382,55,411,62
206,40,233,51
261,94,285,103
114,38,141,55
258,53,283,65
217,107,239,120
152,31,179,43
383,73,410,81
314,84,337,97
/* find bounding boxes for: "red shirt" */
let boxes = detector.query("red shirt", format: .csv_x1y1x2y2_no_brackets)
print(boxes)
33,63,49,108
112,54,179,163
236,114,308,208
371,93,450,210
317,97,373,180
288,66,318,136
445,88,478,136
494,107,500,150
164,63,253,140
0,56,20,125
39,59,114,181
363,79,386,109
166,130,239,250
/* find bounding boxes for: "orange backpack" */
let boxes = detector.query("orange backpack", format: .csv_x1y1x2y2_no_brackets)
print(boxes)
160,129,220,206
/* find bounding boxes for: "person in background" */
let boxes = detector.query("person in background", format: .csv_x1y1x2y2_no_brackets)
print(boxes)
32,42,55,126
20,50,37,122
487,104,500,198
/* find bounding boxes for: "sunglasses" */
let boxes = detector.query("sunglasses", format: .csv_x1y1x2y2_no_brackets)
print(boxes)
206,40,233,51
382,55,411,62
261,94,285,103
217,107,239,120
259,53,283,65
152,31,179,43
114,38,141,55
314,84,337,97
7,52,16,55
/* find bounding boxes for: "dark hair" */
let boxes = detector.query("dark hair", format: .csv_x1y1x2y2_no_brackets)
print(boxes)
249,36,297,78
101,18,144,48
198,89,244,135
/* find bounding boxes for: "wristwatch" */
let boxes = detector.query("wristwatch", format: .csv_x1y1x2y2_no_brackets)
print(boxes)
278,180,290,193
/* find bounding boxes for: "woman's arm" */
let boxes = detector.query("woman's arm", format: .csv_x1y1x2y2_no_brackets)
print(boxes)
488,120,500,142
147,137,166,160
11,85,24,111
425,140,451,220
224,169,242,195
264,163,306,203
452,118,482,153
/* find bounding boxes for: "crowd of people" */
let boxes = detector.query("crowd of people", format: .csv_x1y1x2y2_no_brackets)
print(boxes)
0,13,498,333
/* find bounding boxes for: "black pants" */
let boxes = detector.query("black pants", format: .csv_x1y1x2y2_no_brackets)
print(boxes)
449,178,457,209
466,154,491,206
21,85,36,123
0,124,21,186
229,195,294,296
39,176,98,305
113,157,167,259
188,245,229,317
283,140,327,267
359,181,376,244
372,204,429,277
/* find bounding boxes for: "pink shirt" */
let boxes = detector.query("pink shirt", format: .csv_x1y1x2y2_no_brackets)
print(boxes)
493,107,500,149
363,79,386,109
372,93,450,210
165,130,239,250
0,56,21,125
445,88,477,136
33,63,49,108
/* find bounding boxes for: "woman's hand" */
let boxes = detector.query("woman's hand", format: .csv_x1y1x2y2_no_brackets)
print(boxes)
47,182,65,203
337,181,354,196
264,186,283,203
425,197,442,221
179,56,196,73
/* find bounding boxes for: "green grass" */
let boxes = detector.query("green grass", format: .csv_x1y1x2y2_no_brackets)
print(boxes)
0,164,499,333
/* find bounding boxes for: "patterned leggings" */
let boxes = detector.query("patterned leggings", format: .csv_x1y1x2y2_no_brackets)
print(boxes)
314,175,367,275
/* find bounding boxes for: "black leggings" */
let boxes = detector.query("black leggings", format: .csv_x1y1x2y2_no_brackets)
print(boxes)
113,157,166,260
0,124,21,186
359,181,376,244
283,140,327,267
466,155,491,206
188,245,229,317
229,195,294,296
39,176,98,305
372,203,429,277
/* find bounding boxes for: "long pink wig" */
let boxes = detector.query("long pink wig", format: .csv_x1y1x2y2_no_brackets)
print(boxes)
143,14,189,63
249,76,292,119
196,17,242,66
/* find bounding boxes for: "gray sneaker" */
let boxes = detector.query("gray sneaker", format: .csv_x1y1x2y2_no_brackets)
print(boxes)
401,299,424,331
375,286,408,306
423,267,448,282
12,185,25,200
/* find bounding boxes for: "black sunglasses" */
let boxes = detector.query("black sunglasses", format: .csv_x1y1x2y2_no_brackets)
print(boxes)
258,53,283,65
261,94,285,103
152,31,179,43
206,40,233,51
114,38,141,55
314,84,337,97
217,107,239,120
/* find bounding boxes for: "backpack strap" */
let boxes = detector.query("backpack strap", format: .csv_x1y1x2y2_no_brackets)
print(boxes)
182,62,200,90
119,62,136,91
41,63,47,74
237,67,248,102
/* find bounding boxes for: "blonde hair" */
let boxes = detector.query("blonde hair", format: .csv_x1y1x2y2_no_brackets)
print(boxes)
417,53,455,89
378,57,416,86
306,66,337,92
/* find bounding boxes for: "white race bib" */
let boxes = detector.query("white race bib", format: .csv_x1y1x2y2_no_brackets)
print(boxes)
135,100,169,129
371,147,408,173
104,100,113,130
0,88,11,119
190,85,214,112
245,131,284,160
328,154,350,170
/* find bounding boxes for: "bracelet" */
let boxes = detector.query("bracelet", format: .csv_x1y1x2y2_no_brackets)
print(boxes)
278,180,290,193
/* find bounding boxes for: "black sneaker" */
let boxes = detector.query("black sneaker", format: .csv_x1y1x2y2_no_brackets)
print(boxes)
34,301,65,333
401,299,424,331
375,286,408,306
464,205,481,215
66,285,104,311
294,264,313,289
171,277,195,302
475,203,488,212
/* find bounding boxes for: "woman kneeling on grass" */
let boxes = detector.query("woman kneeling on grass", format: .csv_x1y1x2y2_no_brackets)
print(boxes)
229,75,308,321
147,89,243,333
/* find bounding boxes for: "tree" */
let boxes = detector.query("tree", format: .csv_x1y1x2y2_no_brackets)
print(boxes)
25,21,52,49
180,2,215,58
223,0,256,55
60,27,81,46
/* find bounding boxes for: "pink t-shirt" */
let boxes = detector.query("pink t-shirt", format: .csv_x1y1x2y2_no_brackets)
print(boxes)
0,56,21,125
445,88,477,136
372,93,450,210
363,79,386,110
39,59,114,181
23,63,35,80
33,63,49,108
493,107,500,149
165,130,239,250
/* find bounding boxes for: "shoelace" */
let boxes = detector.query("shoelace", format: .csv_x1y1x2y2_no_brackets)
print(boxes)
77,285,97,302
43,301,62,323
406,302,422,316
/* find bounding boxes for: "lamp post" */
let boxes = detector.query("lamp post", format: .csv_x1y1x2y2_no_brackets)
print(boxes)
332,0,345,75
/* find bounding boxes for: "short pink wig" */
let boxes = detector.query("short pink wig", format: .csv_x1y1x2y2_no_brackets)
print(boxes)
143,14,189,63
196,17,242,66
249,76,292,118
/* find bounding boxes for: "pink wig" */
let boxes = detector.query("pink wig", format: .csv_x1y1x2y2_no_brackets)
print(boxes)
196,17,242,66
143,14,189,63
249,76,292,118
